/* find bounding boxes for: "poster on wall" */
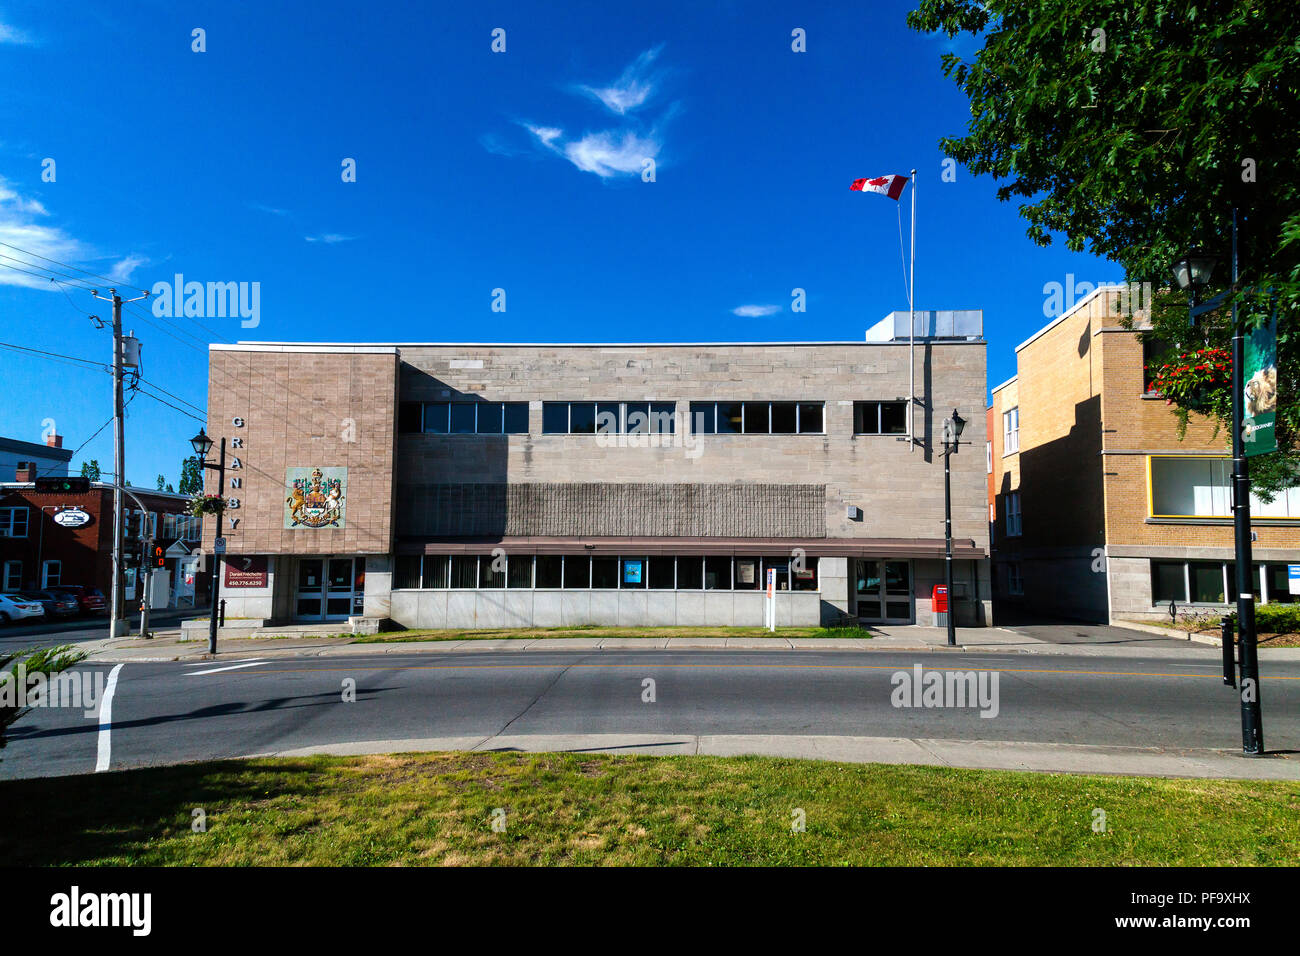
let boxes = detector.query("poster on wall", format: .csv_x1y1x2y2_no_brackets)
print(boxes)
285,467,347,528
225,555,269,588
1243,312,1278,457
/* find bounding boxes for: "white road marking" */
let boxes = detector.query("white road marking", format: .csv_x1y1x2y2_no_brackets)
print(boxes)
183,658,262,667
184,661,270,676
95,663,124,773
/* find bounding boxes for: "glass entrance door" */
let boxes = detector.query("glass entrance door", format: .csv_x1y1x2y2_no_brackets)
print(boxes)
296,557,364,621
853,559,913,622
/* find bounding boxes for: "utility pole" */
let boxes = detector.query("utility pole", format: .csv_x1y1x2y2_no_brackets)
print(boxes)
94,287,150,639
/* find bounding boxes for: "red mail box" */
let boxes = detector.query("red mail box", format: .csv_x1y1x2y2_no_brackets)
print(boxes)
932,585,949,613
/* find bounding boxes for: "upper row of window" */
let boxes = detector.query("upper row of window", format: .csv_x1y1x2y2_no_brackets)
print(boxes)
398,400,910,436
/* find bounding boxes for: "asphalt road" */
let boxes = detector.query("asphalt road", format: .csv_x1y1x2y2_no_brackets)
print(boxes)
2,647,1296,779
0,608,204,649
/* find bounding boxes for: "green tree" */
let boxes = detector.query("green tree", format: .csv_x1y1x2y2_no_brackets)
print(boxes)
909,0,1300,495
156,474,166,491
178,456,203,495
79,459,101,481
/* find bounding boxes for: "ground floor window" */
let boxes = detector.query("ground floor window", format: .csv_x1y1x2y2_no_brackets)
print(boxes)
2,560,20,592
41,560,61,588
393,554,820,592
1007,563,1023,596
1150,560,1298,606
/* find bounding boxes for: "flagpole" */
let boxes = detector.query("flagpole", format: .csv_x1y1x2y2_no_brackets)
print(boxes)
909,167,916,452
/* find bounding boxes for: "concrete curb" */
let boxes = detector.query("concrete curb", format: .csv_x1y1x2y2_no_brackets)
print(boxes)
256,732,1300,781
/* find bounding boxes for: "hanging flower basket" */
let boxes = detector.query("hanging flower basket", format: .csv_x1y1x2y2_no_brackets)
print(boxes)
1146,347,1231,415
187,494,225,518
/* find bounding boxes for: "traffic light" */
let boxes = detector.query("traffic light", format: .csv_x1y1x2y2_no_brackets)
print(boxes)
34,476,90,493
153,545,165,568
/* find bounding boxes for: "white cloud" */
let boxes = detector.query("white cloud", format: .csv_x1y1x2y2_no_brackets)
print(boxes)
304,233,356,244
564,130,660,178
248,202,289,217
732,305,781,318
0,179,86,290
109,255,147,282
576,46,663,115
0,20,34,45
525,125,564,149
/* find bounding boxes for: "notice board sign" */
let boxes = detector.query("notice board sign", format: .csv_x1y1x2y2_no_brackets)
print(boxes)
225,555,269,588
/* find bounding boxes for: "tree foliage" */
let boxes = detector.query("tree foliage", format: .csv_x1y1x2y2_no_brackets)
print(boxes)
909,0,1300,494
178,456,203,496
79,459,101,482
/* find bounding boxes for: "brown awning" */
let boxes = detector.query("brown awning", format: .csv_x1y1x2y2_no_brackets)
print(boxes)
395,535,985,559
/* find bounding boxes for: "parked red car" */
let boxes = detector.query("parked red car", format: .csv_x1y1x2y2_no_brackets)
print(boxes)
49,585,107,615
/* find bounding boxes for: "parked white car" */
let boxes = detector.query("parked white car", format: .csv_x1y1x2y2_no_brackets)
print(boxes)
0,593,46,623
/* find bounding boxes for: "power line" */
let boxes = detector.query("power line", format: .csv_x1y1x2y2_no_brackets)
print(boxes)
0,239,151,295
0,251,102,289
0,259,96,291
0,340,111,371
130,382,207,424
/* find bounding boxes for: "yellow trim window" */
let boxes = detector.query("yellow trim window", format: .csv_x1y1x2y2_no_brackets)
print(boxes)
1147,455,1300,519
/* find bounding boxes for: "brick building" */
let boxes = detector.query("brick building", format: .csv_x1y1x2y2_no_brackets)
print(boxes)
203,313,992,630
0,466,201,610
989,287,1300,623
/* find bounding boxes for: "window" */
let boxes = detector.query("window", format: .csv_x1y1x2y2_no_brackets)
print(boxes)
986,442,992,474
591,557,618,589
535,555,563,588
450,555,478,589
1151,561,1185,604
1003,407,1019,454
424,555,450,589
386,554,822,591
762,556,791,591
690,402,824,434
1007,563,1023,595
620,558,646,589
2,561,20,591
564,555,591,588
394,555,422,590
649,558,675,589
704,556,731,589
1150,560,1241,606
542,402,675,435
853,401,908,435
792,557,818,591
0,507,30,538
418,402,527,435
1149,456,1300,519
1005,493,1022,537
507,555,533,589
734,557,760,590
676,556,703,589
1142,337,1172,396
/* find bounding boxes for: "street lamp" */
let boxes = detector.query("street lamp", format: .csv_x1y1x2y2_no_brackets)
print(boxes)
190,428,225,655
942,408,967,647
1172,209,1264,756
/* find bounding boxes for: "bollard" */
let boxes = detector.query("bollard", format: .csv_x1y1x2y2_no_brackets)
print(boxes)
1221,614,1236,688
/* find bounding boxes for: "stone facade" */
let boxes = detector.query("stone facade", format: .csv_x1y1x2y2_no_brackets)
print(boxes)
208,339,991,629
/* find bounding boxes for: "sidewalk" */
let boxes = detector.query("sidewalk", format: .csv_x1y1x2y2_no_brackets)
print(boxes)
79,623,1300,663
264,732,1300,782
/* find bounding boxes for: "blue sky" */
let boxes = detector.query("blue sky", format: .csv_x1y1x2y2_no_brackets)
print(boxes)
0,0,1119,488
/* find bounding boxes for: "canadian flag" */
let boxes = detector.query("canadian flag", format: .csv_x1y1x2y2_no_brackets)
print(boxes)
850,174,908,200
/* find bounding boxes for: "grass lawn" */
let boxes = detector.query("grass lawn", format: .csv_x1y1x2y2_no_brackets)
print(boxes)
1,752,1296,866
350,625,877,643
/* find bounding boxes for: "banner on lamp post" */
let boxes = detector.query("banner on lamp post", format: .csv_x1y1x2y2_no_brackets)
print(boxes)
1242,312,1278,457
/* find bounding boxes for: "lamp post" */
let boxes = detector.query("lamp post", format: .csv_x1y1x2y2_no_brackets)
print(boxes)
190,428,225,655
942,408,967,647
1172,209,1264,756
